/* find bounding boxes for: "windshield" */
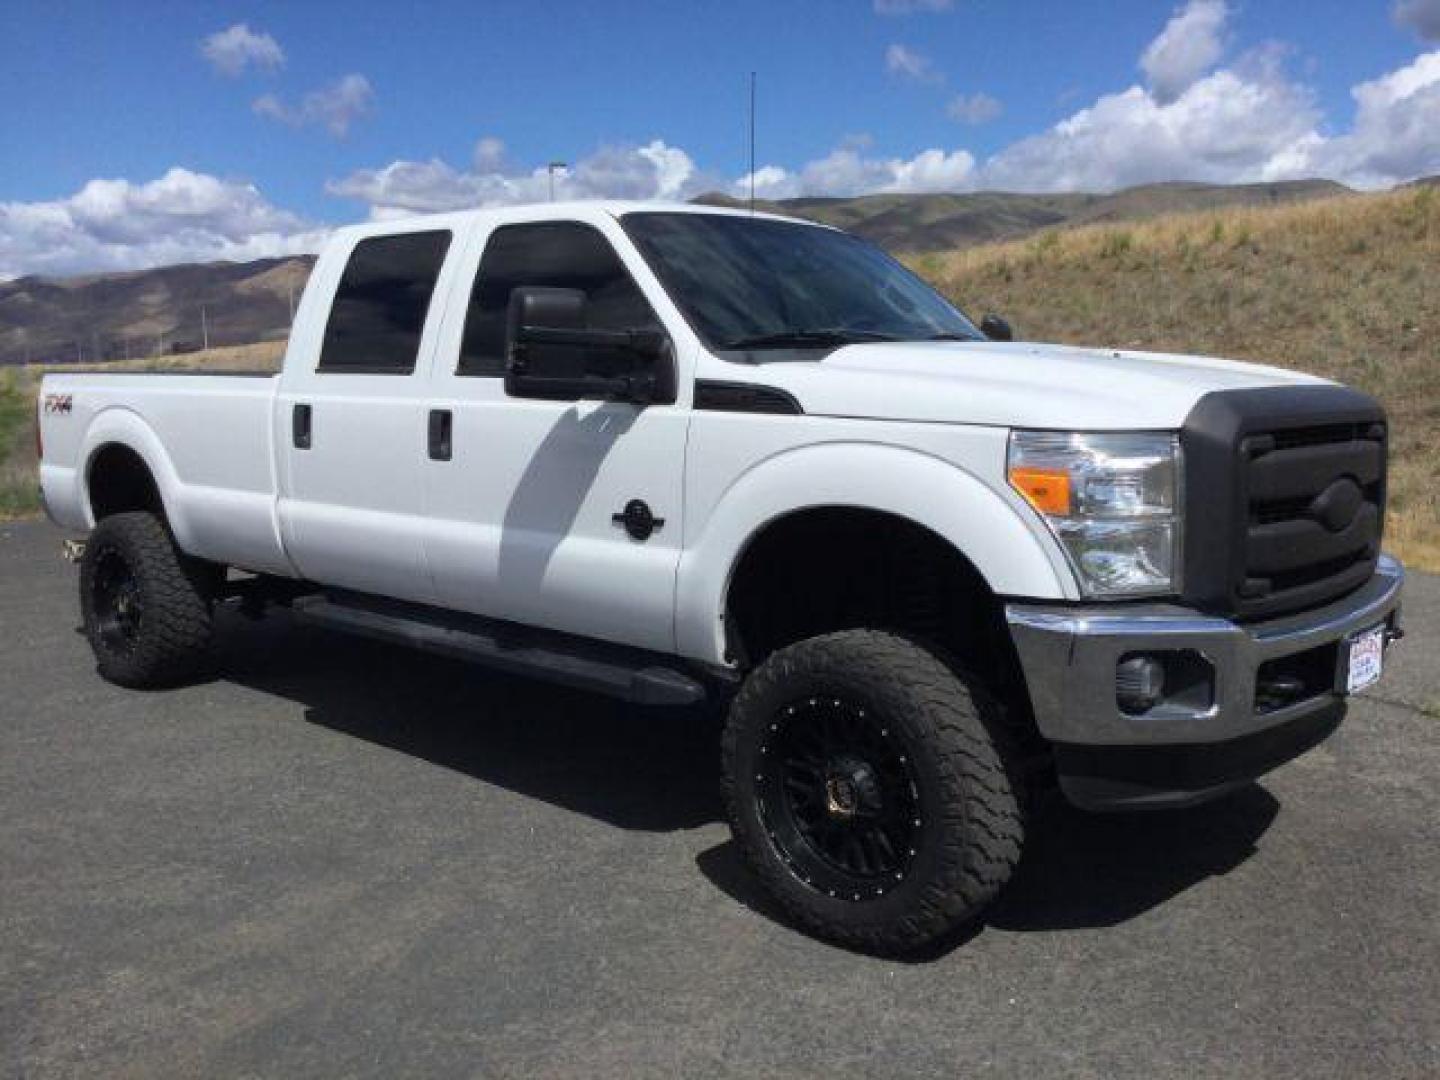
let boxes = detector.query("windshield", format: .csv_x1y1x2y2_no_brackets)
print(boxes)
621,212,983,355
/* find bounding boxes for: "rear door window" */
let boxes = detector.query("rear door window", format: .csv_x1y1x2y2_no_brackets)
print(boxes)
318,230,452,374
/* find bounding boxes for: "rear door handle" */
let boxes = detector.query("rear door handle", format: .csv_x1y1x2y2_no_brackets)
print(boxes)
428,409,452,461
292,403,312,449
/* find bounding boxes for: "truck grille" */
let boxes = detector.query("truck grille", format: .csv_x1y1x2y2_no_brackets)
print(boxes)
1182,387,1387,621
1238,421,1385,617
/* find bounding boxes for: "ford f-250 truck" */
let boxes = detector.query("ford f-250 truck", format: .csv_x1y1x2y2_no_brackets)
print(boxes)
38,202,1403,952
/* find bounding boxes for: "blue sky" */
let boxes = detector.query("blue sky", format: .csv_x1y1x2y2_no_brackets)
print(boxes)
2,0,1438,277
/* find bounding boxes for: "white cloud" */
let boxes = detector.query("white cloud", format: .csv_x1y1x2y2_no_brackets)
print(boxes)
254,74,374,138
472,137,507,171
947,91,1003,125
740,144,976,200
885,44,941,84
201,24,284,76
327,138,718,217
981,57,1321,192
977,40,1440,193
1141,0,1229,104
1297,50,1440,188
733,165,793,199
0,168,325,278
874,0,953,12
1394,0,1440,42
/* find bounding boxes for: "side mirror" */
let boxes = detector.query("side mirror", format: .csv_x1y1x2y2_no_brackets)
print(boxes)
504,286,665,404
980,313,1014,342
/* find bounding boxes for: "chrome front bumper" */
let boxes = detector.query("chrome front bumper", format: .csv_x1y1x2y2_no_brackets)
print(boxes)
1006,555,1404,809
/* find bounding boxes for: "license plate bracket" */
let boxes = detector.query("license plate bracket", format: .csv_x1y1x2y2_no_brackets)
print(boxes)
1338,622,1386,695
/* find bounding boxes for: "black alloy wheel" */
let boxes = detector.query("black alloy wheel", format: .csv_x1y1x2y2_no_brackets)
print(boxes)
756,694,922,902
90,543,145,653
78,511,216,688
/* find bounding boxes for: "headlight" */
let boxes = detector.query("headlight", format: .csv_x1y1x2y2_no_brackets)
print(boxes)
1008,430,1182,597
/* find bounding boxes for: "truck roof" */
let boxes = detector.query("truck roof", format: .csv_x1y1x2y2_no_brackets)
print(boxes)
329,199,823,243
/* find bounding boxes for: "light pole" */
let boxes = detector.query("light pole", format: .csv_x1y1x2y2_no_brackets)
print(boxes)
547,161,567,202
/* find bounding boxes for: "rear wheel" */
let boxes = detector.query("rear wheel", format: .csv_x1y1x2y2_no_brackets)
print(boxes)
79,512,216,688
722,630,1023,953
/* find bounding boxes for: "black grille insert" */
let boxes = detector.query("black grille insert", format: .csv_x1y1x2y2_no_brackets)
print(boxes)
1182,386,1387,621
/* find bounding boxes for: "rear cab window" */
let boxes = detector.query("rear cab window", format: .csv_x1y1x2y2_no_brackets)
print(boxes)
318,230,453,375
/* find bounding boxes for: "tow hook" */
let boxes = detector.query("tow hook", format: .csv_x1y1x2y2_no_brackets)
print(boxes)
61,540,86,563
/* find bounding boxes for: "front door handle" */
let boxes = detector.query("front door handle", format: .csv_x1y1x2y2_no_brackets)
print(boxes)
428,409,453,461
292,403,312,449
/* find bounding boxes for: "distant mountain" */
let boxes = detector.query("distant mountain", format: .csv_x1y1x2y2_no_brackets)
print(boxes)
694,178,1353,252
1,178,1356,367
0,256,314,367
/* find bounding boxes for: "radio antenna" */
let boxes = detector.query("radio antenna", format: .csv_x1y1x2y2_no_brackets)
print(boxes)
748,71,756,214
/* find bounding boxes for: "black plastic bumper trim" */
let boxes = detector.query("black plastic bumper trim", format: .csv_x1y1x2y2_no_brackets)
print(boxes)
1054,697,1345,812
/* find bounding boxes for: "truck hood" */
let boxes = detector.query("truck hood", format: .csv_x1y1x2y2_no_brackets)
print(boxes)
739,341,1327,430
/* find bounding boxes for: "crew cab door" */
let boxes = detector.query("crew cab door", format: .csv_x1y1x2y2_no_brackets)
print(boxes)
422,217,688,653
276,226,459,602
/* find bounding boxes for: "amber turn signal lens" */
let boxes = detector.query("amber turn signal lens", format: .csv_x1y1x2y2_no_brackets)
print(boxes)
1009,466,1071,515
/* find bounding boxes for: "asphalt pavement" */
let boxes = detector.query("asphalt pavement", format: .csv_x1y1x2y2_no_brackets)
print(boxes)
2,519,1437,1078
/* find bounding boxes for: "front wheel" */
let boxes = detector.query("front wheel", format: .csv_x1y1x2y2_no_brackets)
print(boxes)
721,630,1023,953
79,511,216,688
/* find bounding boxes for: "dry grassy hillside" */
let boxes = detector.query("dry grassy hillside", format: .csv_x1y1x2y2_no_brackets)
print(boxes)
915,186,1440,570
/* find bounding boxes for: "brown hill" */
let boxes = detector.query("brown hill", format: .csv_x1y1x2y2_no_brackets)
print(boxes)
0,255,314,367
694,178,1350,252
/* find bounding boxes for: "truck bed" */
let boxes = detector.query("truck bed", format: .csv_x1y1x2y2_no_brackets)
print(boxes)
38,370,293,576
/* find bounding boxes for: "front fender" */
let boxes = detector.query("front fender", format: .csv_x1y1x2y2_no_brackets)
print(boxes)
674,441,1076,666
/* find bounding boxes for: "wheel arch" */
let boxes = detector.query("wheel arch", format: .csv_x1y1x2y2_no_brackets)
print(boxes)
675,441,1075,668
78,409,193,545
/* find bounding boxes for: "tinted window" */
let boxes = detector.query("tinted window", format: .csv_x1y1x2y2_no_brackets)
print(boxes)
622,213,981,356
458,221,660,376
318,230,452,374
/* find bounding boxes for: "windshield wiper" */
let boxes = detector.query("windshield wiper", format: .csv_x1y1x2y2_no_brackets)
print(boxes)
718,328,899,350
923,331,981,342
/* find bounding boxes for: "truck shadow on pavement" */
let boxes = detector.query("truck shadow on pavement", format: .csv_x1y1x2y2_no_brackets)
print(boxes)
218,611,724,832
218,611,1281,953
696,782,1279,957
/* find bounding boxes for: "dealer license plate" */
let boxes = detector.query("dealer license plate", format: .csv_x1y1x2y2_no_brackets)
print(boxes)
1344,625,1385,694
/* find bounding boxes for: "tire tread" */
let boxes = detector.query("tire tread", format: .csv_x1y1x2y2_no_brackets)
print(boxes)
80,512,215,688
721,629,1024,953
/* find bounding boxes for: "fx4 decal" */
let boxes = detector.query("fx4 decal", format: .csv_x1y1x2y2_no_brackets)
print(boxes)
43,393,73,415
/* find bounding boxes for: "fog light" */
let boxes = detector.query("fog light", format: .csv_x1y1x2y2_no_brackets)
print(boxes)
1117,655,1166,714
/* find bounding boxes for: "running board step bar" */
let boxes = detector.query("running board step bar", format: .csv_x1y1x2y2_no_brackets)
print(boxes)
292,593,709,707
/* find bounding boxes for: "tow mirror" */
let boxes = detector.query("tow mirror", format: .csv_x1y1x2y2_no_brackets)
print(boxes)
980,313,1014,342
504,286,665,404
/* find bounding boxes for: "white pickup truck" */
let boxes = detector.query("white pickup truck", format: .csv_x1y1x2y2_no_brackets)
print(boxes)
38,202,1403,952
